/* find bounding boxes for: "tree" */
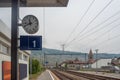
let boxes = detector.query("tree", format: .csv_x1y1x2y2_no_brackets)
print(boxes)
29,59,41,74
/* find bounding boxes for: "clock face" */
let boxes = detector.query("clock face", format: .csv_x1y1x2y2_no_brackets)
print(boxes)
22,15,39,34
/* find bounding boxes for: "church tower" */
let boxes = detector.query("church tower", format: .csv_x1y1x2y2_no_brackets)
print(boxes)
88,49,94,68
88,49,94,60
88,49,94,63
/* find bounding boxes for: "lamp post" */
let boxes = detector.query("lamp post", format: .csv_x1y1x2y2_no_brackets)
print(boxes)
95,49,99,73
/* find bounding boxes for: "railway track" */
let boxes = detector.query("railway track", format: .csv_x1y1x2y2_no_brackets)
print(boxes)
66,71,120,80
51,70,75,80
51,69,120,80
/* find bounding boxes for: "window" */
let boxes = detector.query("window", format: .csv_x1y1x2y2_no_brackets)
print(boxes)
23,54,28,61
1,44,9,54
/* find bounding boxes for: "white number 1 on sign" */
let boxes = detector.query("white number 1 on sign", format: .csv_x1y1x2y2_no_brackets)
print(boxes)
33,40,36,47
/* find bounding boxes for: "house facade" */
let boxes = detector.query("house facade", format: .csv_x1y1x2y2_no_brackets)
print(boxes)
60,49,114,70
0,20,30,80
91,59,112,68
60,58,86,70
111,57,120,67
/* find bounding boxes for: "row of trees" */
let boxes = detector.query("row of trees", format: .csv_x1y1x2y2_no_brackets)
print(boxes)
29,59,45,74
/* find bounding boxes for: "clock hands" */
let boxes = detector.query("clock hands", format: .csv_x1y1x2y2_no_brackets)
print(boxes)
23,23,30,28
29,18,32,25
23,18,32,28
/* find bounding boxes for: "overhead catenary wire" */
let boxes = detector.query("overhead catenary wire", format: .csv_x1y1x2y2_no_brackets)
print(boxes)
65,9,120,47
81,22,120,49
66,0,114,46
65,20,120,50
81,33,120,53
92,33,120,48
78,16,120,41
92,23,120,40
77,10,120,40
92,34,120,53
65,10,120,48
64,0,95,44
66,11,120,47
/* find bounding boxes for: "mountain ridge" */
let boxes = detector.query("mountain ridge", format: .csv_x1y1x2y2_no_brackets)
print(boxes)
32,48,120,59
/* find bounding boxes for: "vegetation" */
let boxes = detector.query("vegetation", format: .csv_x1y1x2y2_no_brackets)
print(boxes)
65,63,68,70
32,48,120,60
29,59,45,80
29,72,42,80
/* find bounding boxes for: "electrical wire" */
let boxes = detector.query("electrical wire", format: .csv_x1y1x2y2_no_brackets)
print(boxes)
78,16,120,41
93,23,120,40
65,11,120,48
66,10,120,47
64,0,95,44
66,0,114,46
93,33,120,48
78,10,120,39
66,9,120,48
81,22,120,49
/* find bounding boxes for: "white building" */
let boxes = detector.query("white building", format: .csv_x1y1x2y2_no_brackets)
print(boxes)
91,58,112,68
0,19,30,80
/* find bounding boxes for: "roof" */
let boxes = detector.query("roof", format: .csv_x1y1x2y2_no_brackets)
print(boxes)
0,0,69,7
60,59,87,65
87,59,96,64
111,57,120,65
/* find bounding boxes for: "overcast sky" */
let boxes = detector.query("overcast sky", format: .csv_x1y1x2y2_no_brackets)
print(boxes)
0,0,120,54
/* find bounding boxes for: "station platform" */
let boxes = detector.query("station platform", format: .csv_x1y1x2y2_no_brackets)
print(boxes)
37,70,59,80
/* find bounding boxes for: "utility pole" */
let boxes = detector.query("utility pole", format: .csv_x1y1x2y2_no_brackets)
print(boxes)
30,54,32,74
95,49,99,73
61,44,65,54
85,53,87,68
58,44,65,64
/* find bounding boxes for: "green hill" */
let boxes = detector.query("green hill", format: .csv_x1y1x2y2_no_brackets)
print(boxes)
31,48,120,65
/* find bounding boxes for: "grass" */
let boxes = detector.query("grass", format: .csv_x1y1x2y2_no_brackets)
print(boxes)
29,69,45,80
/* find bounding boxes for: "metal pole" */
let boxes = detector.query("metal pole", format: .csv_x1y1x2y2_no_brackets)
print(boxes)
11,0,18,80
44,52,45,67
39,52,41,64
95,49,99,73
30,54,32,74
85,53,87,68
62,44,65,54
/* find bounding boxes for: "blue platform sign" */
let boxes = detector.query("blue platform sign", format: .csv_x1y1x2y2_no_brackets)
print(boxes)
20,36,42,50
